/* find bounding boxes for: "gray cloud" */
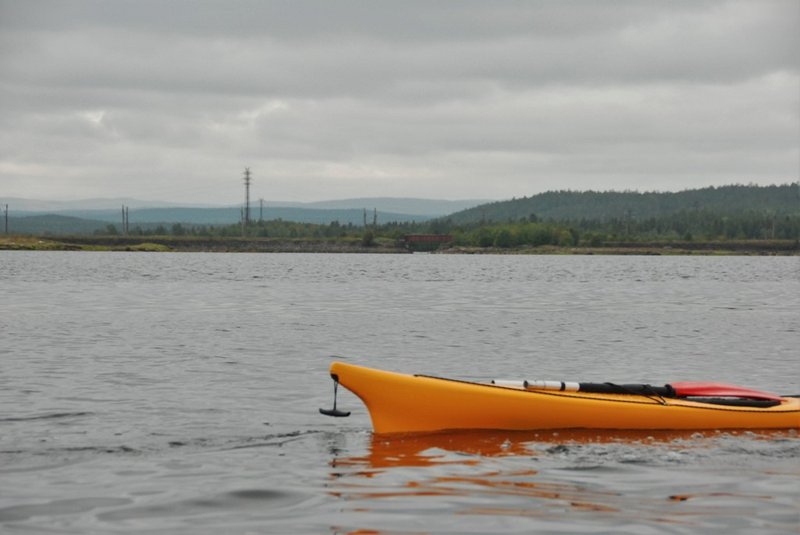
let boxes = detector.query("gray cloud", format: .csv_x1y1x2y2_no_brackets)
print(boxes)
0,0,797,203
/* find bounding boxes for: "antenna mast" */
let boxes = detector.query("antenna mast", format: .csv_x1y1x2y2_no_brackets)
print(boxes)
243,167,252,226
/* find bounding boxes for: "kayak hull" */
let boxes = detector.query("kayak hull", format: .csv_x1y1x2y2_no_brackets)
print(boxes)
330,362,800,434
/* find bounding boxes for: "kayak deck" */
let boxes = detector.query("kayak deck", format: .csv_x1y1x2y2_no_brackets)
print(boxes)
328,362,800,434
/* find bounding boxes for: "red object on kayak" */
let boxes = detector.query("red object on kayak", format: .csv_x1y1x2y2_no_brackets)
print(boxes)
671,382,783,401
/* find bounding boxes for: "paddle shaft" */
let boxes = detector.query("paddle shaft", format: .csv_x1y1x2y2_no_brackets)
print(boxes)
578,382,676,397
491,379,787,402
492,379,676,397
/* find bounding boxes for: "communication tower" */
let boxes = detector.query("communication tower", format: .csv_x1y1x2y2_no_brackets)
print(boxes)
243,168,252,225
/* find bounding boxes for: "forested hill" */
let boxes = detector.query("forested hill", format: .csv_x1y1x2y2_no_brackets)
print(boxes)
445,184,800,224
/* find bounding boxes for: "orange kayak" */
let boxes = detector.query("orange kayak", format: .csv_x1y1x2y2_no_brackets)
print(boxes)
326,361,800,434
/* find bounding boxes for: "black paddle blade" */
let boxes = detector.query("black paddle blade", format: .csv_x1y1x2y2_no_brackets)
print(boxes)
319,407,351,417
320,373,350,417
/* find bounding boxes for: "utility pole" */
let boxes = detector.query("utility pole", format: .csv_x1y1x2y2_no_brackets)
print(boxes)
121,205,129,235
259,198,264,222
373,207,377,227
243,167,252,226
3,204,8,234
363,208,367,227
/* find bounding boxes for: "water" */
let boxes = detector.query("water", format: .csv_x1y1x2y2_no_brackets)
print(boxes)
1,252,798,534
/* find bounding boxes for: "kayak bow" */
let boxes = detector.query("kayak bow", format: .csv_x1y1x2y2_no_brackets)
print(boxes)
323,361,800,434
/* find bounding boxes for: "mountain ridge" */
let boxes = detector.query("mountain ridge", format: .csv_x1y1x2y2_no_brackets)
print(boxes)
4,185,797,236
1,197,488,234
3,196,488,215
443,184,800,224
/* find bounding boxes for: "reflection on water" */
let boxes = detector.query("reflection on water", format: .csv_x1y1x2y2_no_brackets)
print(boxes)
334,428,795,471
327,429,799,533
333,430,534,471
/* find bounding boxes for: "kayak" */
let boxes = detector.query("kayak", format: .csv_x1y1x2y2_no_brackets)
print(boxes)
322,361,800,434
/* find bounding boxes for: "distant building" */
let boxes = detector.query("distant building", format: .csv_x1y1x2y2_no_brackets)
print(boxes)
402,234,453,251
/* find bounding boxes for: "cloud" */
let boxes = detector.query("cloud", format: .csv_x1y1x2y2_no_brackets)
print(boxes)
0,0,797,202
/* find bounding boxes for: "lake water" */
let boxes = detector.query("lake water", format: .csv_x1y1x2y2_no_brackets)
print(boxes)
1,252,798,534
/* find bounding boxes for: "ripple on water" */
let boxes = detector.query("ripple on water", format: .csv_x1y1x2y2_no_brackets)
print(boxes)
95,488,312,523
0,498,132,523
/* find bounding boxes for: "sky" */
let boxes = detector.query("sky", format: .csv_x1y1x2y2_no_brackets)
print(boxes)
1,0,798,204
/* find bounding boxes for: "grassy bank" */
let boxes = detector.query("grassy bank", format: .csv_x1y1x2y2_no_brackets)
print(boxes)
0,235,407,253
439,240,799,256
1,235,797,255
0,236,171,252
439,245,798,256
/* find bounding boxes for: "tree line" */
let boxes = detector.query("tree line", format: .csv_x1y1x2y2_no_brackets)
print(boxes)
98,210,799,248
446,183,799,224
97,183,800,247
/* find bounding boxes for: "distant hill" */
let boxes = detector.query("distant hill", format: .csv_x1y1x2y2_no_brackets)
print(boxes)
5,197,485,217
444,184,800,224
297,198,487,216
2,197,485,234
1,197,211,211
6,214,109,235
124,206,430,226
8,187,796,236
5,206,436,235
12,206,440,226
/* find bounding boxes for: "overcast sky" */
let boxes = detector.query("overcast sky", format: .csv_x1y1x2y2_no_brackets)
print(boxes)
1,0,798,204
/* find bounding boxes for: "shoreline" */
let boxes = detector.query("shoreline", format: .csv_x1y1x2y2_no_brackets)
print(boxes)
1,235,798,255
